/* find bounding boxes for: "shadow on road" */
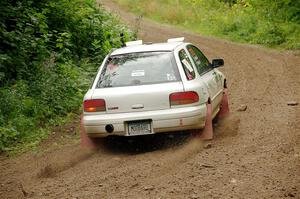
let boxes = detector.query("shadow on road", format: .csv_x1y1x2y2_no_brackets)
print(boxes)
96,113,240,154
99,131,192,154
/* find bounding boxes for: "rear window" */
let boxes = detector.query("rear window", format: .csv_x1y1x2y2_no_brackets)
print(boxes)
96,52,180,88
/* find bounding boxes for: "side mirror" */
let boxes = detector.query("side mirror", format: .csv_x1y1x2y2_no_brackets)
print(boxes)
212,59,224,68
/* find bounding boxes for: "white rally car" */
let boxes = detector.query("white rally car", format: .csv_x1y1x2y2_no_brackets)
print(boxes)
81,38,228,143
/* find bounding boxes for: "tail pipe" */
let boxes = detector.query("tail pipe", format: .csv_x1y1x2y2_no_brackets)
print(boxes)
105,124,114,133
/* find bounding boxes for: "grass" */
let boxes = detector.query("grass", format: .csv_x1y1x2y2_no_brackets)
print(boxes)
115,0,300,50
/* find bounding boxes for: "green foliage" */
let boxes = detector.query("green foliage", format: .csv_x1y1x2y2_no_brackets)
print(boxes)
0,127,19,151
0,0,134,152
117,0,300,49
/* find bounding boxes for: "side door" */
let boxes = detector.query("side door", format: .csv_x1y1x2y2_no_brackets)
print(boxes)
186,45,223,115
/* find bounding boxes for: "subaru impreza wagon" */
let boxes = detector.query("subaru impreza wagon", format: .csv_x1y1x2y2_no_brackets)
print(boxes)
81,37,227,139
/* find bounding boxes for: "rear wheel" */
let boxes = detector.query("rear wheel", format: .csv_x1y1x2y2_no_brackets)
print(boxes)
191,101,214,140
80,114,101,149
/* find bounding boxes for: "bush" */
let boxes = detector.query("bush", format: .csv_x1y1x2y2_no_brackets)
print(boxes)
0,0,134,152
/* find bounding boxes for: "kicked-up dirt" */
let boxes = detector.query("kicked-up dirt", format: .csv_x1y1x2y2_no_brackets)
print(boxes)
1,0,299,198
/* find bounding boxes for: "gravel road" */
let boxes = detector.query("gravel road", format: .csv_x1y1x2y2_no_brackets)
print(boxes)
1,0,299,198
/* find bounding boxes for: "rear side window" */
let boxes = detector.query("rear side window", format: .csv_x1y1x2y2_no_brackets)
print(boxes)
187,45,211,75
96,52,180,88
178,49,195,80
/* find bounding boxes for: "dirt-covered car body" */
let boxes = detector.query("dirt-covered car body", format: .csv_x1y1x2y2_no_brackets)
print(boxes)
82,38,226,137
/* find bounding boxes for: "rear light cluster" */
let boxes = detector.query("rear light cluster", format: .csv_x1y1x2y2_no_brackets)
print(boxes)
84,99,106,112
169,91,199,106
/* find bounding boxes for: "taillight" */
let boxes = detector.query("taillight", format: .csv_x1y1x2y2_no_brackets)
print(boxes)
83,99,106,112
169,91,199,106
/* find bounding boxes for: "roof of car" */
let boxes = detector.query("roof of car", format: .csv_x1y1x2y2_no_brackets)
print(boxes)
111,42,184,56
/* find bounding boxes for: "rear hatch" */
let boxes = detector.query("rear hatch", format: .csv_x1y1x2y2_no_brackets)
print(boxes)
92,51,184,113
92,82,184,113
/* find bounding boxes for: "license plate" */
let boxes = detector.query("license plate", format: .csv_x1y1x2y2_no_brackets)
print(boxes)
128,120,151,136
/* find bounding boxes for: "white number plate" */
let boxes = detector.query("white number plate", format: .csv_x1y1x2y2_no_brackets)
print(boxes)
128,120,151,136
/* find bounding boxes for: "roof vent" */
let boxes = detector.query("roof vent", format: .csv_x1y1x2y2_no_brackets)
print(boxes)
167,37,185,43
125,40,143,47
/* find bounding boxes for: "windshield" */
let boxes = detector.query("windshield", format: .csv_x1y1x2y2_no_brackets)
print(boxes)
96,51,180,88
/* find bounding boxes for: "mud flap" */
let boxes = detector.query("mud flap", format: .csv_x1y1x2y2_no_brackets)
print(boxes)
199,103,213,140
80,114,98,149
216,88,230,119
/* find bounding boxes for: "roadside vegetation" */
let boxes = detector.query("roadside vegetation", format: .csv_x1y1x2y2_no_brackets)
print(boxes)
0,0,133,153
116,0,300,49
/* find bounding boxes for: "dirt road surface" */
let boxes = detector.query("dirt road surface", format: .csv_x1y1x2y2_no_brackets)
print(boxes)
1,1,299,198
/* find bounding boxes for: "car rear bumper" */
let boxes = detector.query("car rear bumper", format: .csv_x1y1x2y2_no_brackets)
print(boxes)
82,105,207,137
